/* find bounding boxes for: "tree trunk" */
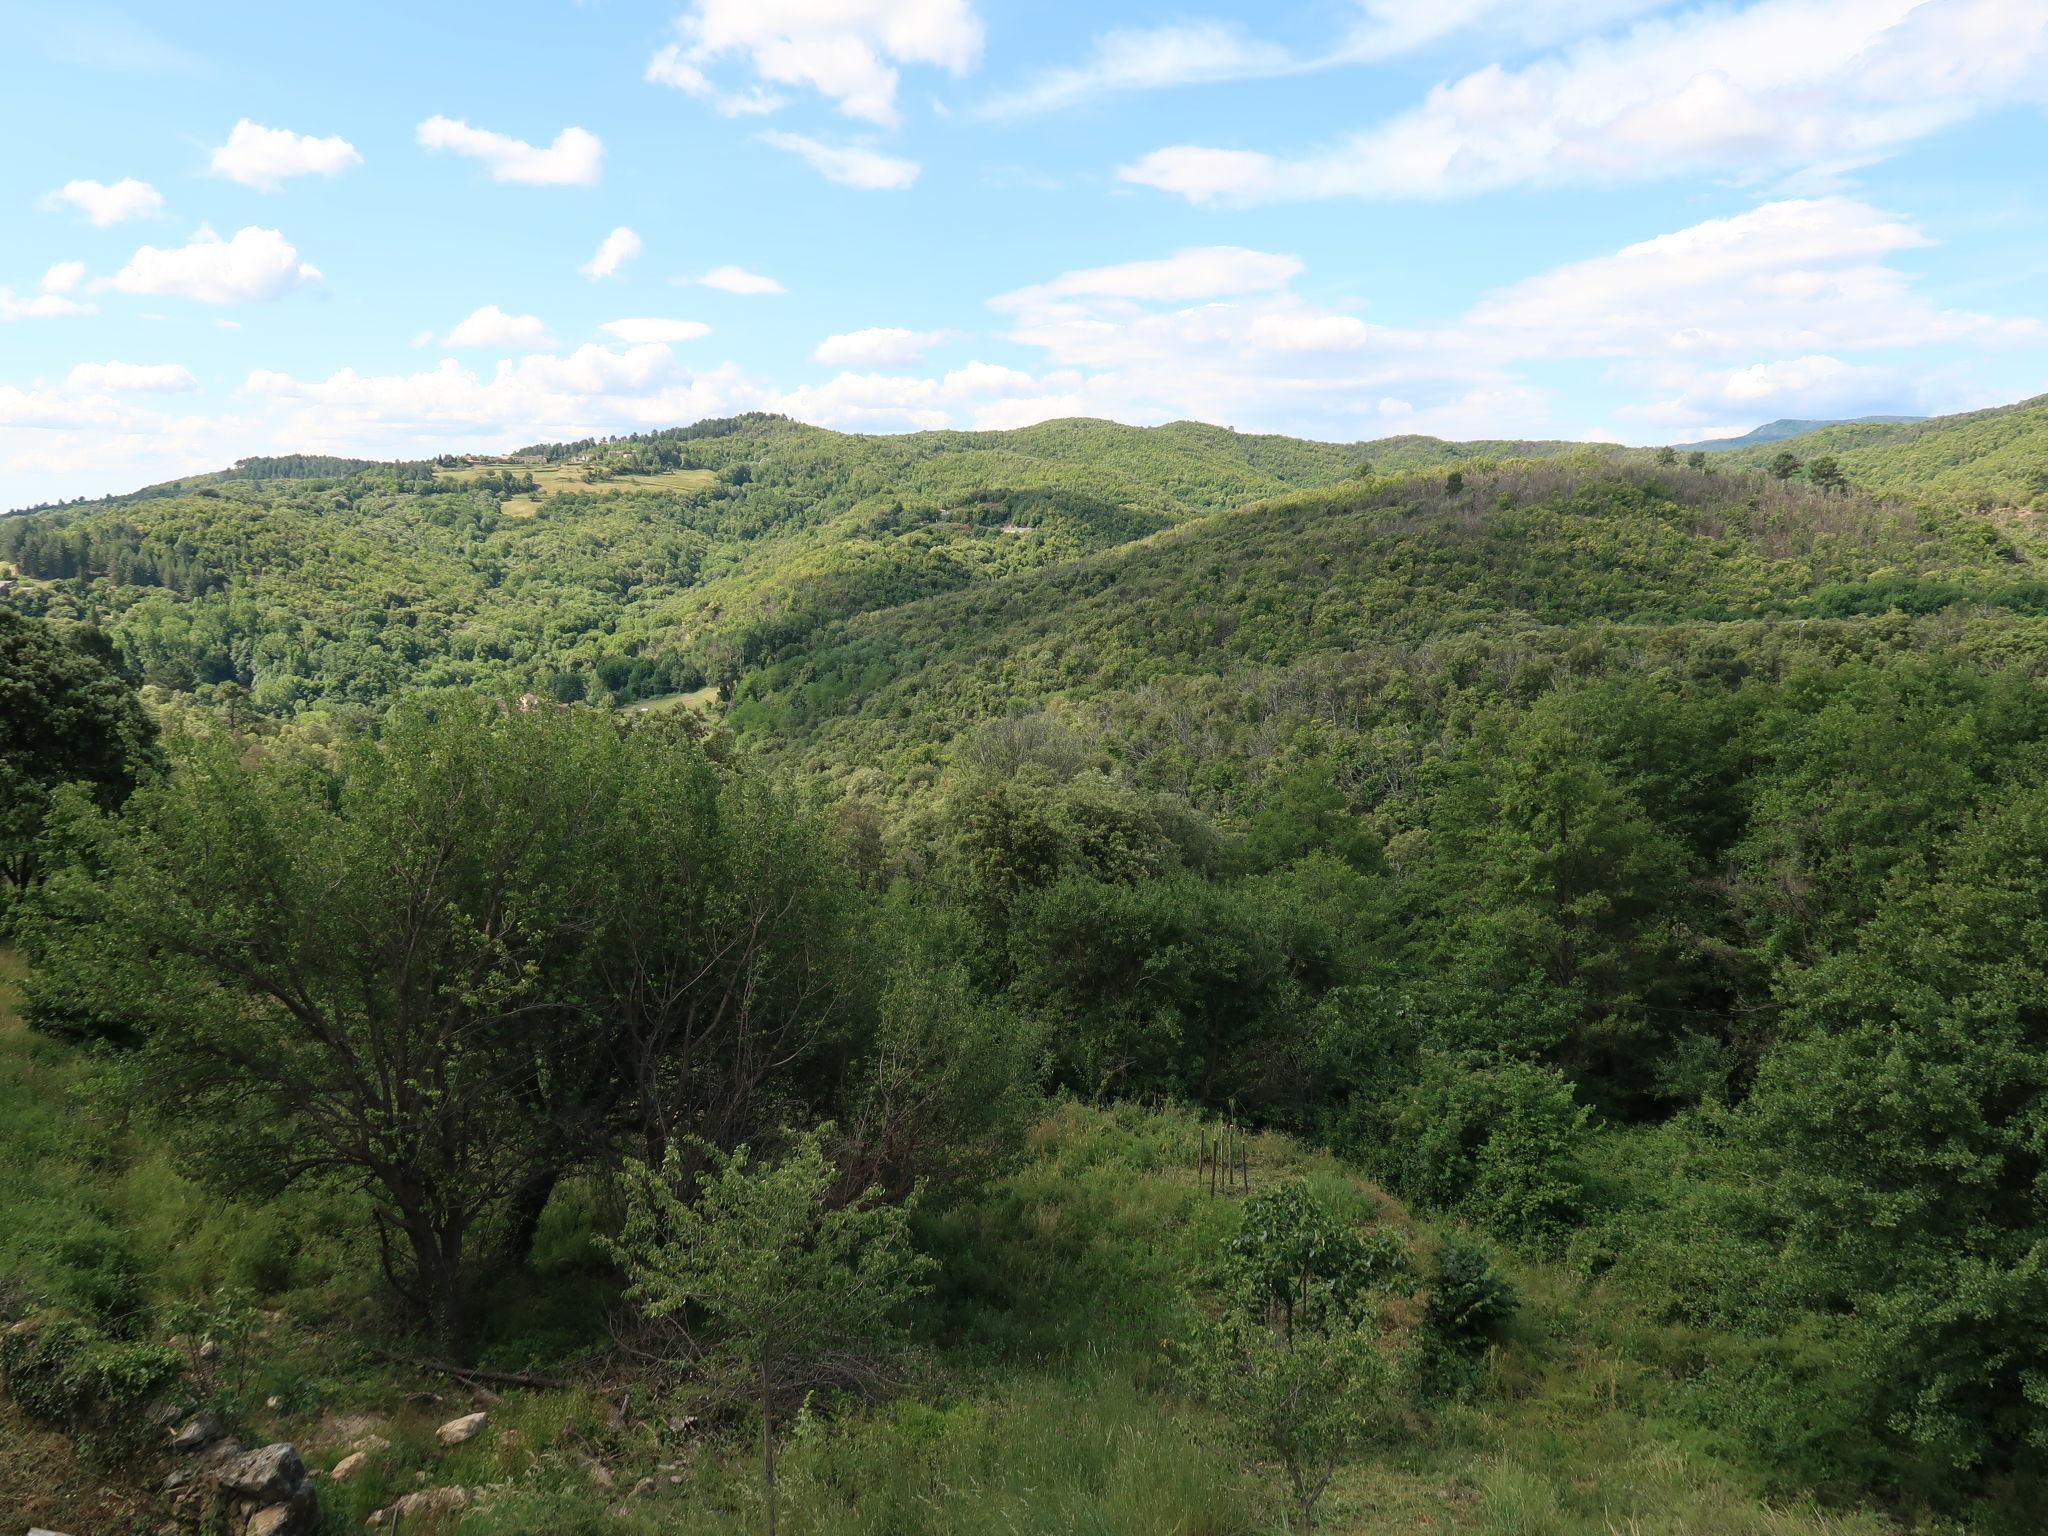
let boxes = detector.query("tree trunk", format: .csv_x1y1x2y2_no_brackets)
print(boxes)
761,1358,777,1536
402,1217,470,1362
500,1168,562,1267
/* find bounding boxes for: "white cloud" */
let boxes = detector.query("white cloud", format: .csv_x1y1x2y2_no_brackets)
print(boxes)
767,371,949,429
48,177,163,226
650,0,982,126
983,22,1292,117
0,288,96,321
41,262,86,295
416,116,604,186
1247,312,1376,352
579,226,643,280
757,131,919,189
1338,0,1670,60
109,226,320,304
210,119,362,190
1121,0,2048,202
812,326,947,365
443,305,550,349
646,46,785,115
991,247,1303,310
601,317,712,344
1464,197,2039,356
940,360,1036,397
67,360,200,392
697,264,786,295
1629,353,1928,430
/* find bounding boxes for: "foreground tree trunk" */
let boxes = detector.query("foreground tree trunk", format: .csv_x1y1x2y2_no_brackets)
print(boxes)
761,1357,778,1536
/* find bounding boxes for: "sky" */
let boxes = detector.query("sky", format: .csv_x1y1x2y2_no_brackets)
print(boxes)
2,0,2045,507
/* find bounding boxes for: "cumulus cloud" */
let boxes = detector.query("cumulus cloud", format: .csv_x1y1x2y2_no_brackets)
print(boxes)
1121,0,2048,202
416,116,604,185
579,226,643,280
67,360,200,392
210,119,362,190
697,264,786,295
811,327,948,365
109,226,320,304
41,262,86,295
649,0,982,126
48,177,162,226
443,305,550,349
602,317,712,343
757,131,919,189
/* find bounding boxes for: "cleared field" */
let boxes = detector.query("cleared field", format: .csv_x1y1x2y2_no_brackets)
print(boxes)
436,462,717,514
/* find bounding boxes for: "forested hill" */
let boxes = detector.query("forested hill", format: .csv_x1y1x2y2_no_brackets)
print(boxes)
1,397,2042,737
0,412,1610,713
1710,389,2048,506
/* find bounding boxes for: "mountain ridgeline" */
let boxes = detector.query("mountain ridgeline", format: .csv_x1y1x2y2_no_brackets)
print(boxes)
7,394,2048,1532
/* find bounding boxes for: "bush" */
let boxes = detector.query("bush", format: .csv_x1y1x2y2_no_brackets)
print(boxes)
0,1312,184,1454
1382,1053,1590,1242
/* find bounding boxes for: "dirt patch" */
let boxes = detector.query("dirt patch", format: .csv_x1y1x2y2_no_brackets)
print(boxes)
0,1399,167,1534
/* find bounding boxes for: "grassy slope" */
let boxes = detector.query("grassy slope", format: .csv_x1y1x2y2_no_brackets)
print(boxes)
0,952,1904,1536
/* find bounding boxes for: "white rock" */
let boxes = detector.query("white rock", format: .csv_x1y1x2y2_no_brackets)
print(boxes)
436,1410,488,1446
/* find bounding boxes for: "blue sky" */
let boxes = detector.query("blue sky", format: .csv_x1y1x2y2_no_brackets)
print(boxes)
2,0,2045,505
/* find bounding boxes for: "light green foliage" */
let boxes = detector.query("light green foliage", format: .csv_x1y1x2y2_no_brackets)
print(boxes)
610,1128,935,1532
1188,1181,1409,1532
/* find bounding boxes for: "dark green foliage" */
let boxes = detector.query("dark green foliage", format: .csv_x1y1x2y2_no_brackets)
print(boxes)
1426,1237,1516,1347
0,1313,183,1454
20,700,868,1351
0,610,157,892
1381,1055,1590,1244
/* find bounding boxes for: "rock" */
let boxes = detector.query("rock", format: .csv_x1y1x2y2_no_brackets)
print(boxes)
29,1528,78,1536
436,1410,487,1446
329,1452,370,1482
469,1384,504,1408
581,1458,615,1492
627,1477,656,1499
170,1412,228,1453
350,1433,392,1456
197,1337,221,1364
218,1443,308,1504
163,1438,246,1491
244,1485,319,1536
366,1487,469,1527
404,1391,443,1410
265,1395,283,1410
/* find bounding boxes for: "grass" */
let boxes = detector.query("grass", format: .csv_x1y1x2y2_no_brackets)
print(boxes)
433,463,718,515
0,955,1964,1535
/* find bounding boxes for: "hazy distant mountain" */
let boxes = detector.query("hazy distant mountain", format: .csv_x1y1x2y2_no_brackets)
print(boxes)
1687,416,1925,451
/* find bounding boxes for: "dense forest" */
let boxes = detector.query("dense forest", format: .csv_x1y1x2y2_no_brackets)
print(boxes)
4,399,2048,1534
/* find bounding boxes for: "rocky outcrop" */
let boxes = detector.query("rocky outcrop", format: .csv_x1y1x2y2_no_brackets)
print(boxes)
164,1438,320,1536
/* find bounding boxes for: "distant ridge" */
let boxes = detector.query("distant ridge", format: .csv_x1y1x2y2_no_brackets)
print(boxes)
1688,416,1924,452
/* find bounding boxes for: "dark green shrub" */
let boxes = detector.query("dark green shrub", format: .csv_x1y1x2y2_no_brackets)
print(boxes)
0,1312,184,1453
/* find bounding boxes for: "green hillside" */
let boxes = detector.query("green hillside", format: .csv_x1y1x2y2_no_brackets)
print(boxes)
1690,416,1923,452
11,402,2048,1533
1713,391,2048,507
